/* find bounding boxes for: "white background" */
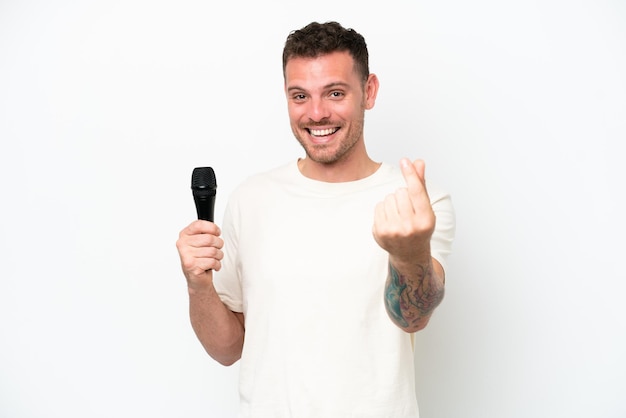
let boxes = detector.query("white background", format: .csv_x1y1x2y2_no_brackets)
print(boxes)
1,1,625,417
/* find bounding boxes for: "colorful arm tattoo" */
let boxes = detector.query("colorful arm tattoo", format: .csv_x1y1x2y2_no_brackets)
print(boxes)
384,262,444,329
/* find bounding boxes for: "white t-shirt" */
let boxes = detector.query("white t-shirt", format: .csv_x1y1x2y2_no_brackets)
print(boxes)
214,160,455,418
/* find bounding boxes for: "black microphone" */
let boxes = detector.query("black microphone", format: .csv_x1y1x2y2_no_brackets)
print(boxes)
191,167,217,222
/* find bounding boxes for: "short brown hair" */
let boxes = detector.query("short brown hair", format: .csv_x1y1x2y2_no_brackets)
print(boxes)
282,21,369,84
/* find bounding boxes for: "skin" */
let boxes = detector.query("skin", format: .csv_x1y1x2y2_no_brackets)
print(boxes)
285,51,380,182
373,158,446,332
176,50,444,366
176,221,243,366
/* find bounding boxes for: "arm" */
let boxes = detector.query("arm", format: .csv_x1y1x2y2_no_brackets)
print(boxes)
373,158,445,333
384,255,445,333
176,220,245,366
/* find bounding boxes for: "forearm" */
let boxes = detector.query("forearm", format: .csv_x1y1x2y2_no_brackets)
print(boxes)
188,284,245,366
384,253,445,333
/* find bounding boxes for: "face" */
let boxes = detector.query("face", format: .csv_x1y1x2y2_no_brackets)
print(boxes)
284,51,378,167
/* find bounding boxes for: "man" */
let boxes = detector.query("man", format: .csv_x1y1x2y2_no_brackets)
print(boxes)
176,21,455,418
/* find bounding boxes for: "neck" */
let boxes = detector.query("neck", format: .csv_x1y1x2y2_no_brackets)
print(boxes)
297,155,381,183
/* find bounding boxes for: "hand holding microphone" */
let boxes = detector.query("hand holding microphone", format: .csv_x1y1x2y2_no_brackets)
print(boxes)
176,166,224,287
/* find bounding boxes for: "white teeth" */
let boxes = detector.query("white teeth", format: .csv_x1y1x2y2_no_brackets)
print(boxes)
309,128,338,137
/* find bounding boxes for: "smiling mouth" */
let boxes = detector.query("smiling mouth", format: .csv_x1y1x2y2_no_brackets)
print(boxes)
308,127,339,137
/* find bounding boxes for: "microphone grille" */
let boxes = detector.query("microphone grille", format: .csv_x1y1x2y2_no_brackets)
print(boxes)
191,167,217,190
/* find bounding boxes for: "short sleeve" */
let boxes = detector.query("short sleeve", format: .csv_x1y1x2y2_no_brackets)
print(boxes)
428,184,456,274
212,197,244,313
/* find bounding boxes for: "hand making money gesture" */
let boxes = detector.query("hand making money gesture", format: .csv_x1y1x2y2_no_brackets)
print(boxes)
373,158,436,264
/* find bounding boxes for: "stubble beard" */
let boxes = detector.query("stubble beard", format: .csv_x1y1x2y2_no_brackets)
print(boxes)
293,113,365,165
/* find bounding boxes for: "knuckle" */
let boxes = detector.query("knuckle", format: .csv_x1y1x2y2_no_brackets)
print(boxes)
180,257,195,271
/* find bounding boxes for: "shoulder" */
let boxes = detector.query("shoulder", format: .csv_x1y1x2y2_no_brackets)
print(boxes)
228,161,296,202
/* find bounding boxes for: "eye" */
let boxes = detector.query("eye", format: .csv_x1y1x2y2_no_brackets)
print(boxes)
292,93,307,102
329,91,344,98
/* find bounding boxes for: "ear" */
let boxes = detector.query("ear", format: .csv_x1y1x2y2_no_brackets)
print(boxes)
364,73,379,110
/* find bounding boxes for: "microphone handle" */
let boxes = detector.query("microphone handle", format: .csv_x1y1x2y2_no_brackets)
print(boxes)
194,193,215,222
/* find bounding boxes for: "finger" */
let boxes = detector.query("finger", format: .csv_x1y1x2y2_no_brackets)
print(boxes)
383,193,401,221
411,159,431,198
374,200,387,223
372,200,388,238
180,245,224,274
412,159,426,183
192,258,222,273
400,158,426,198
199,246,223,271
184,219,221,236
186,233,224,250
394,187,415,217
400,158,422,194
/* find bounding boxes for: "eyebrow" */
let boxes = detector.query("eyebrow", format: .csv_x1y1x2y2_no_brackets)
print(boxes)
286,81,351,93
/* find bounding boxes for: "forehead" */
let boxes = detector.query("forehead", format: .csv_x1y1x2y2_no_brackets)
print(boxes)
284,51,358,89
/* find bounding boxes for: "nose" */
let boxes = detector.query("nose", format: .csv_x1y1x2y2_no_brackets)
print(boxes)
307,97,331,122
